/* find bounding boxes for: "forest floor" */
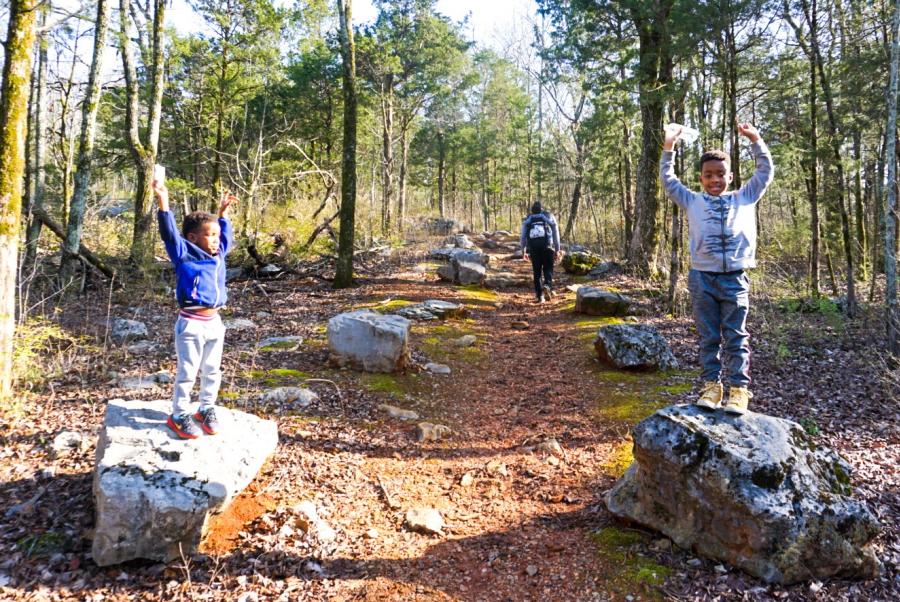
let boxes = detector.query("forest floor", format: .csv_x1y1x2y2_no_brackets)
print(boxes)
1,234,899,601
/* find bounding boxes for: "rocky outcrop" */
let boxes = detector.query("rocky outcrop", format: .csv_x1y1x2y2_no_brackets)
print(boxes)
561,251,601,275
436,256,486,286
594,324,677,371
328,310,410,372
575,287,634,317
441,233,475,249
92,399,278,566
423,217,464,236
394,300,465,321
606,405,882,584
429,247,490,266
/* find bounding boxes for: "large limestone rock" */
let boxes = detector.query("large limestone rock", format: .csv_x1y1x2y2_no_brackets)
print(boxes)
92,399,278,566
441,233,475,249
328,310,411,372
429,247,490,266
576,287,634,316
424,217,464,235
435,256,487,286
109,318,148,345
594,324,677,371
606,405,882,584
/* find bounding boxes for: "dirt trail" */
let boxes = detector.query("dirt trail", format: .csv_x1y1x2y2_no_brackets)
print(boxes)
205,247,694,601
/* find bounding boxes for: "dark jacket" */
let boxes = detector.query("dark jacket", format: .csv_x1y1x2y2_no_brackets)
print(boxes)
519,211,561,253
158,210,233,308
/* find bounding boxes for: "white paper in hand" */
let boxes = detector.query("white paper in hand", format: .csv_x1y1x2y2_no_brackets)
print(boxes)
665,123,700,144
153,164,166,184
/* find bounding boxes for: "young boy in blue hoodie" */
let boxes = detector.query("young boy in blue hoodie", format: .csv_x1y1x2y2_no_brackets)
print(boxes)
661,123,774,415
153,178,236,438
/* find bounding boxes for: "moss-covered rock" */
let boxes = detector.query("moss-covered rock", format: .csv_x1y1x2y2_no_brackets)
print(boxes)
562,251,601,275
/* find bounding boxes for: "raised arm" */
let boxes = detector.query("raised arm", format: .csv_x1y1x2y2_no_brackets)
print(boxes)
154,180,186,262
217,191,238,255
736,123,774,205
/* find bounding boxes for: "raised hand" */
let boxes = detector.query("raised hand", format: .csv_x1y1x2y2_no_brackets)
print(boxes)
737,123,760,142
218,190,238,217
152,178,169,211
663,123,682,151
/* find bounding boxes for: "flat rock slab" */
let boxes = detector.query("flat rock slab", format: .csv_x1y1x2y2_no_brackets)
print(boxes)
394,300,465,321
606,405,881,584
92,399,278,566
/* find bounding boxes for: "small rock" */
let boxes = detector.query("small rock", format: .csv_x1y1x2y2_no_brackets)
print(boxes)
687,558,702,567
453,335,477,347
485,460,508,477
257,336,303,352
526,565,539,577
292,500,336,542
714,564,728,574
364,528,380,540
424,362,451,375
278,524,295,539
460,472,475,487
110,318,148,345
537,438,564,457
223,318,257,331
50,431,86,459
416,422,452,442
809,581,823,594
378,404,419,420
303,560,324,574
547,455,560,466
125,340,156,354
405,508,444,535
260,387,318,408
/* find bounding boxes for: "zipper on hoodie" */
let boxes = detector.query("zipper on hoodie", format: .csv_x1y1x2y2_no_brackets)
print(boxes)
213,255,221,307
719,196,727,272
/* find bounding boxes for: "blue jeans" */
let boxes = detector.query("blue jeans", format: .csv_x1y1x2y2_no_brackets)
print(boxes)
687,269,751,387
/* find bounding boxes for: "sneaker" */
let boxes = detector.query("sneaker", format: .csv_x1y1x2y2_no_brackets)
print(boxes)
535,295,545,304
695,381,723,410
194,406,220,435
543,284,554,299
167,413,201,439
723,386,752,415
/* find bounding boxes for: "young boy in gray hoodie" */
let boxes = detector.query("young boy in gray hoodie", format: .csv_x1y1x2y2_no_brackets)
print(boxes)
660,123,774,414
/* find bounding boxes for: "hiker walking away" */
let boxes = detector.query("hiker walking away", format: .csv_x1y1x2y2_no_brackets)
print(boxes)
520,202,560,303
661,123,774,415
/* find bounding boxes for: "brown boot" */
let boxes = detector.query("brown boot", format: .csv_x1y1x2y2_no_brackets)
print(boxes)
695,381,723,410
723,386,752,415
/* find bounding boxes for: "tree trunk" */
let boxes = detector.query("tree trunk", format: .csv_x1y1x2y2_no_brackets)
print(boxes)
334,0,357,289
24,7,48,268
885,0,900,355
626,1,674,275
121,0,166,268
380,79,394,235
61,0,111,283
437,129,446,217
0,0,39,397
397,126,409,233
563,139,585,241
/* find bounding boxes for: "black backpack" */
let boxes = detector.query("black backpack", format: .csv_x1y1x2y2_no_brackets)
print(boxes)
525,214,552,252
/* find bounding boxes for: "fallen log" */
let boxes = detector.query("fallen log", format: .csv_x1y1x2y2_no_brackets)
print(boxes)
31,208,115,279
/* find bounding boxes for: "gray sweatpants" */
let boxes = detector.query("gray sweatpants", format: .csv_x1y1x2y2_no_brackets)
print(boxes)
687,269,751,387
172,314,225,416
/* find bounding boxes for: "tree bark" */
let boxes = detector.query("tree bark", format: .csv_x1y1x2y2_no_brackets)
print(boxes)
380,79,394,234
626,1,674,275
397,126,409,233
120,0,166,268
437,129,446,217
24,7,48,268
885,0,900,355
334,0,358,289
0,0,39,396
61,0,111,283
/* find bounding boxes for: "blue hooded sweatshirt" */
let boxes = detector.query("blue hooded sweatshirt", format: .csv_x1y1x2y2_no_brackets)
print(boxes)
158,210,233,308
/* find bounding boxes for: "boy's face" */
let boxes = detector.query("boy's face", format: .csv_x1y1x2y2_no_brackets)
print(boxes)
700,159,733,196
186,221,221,255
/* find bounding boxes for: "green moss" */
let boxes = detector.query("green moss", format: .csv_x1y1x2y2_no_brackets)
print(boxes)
589,527,674,596
598,391,667,423
423,336,440,346
218,390,240,400
17,531,73,557
654,382,692,395
457,285,500,304
361,373,405,396
267,368,310,379
259,340,300,351
375,299,415,312
603,441,634,478
245,370,266,379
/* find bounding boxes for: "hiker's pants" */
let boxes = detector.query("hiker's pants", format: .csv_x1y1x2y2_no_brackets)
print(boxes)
529,248,555,299
172,314,226,416
687,269,751,387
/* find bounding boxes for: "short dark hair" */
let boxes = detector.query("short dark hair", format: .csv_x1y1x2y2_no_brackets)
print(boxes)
531,201,542,214
182,211,218,237
699,150,730,170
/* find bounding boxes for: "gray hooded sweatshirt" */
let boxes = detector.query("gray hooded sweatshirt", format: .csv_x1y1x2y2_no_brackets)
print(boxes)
660,140,774,273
